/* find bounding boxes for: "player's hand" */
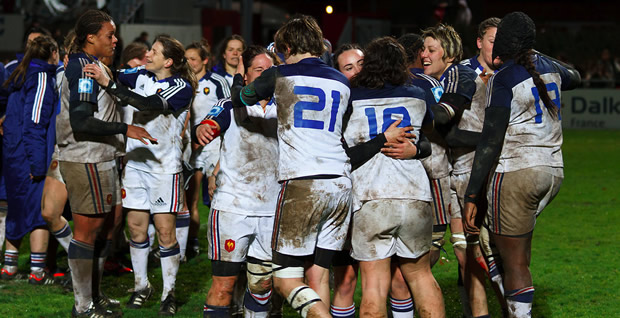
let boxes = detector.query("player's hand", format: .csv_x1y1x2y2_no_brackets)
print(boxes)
196,123,218,146
381,139,418,159
383,120,414,143
83,63,110,88
0,115,5,136
235,56,245,77
126,125,157,145
463,201,480,235
207,175,217,200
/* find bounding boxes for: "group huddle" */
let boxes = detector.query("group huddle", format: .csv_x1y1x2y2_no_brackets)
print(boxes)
0,7,580,318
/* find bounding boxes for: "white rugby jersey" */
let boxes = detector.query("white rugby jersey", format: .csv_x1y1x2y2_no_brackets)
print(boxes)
209,99,279,215
343,84,432,211
274,58,351,180
56,53,125,163
409,68,452,179
487,55,573,172
117,66,193,174
190,72,230,170
450,57,489,175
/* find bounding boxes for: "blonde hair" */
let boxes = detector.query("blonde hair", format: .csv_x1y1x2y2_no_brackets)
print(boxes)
421,24,463,63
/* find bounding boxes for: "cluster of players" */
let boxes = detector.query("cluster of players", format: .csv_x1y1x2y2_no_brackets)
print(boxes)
0,7,581,318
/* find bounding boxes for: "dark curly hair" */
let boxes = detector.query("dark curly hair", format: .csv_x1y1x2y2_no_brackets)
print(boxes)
350,37,408,89
397,33,424,66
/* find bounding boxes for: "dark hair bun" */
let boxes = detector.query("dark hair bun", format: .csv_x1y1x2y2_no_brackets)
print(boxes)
492,11,536,60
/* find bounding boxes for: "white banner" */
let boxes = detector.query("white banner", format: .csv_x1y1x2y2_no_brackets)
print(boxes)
0,14,25,52
561,89,620,130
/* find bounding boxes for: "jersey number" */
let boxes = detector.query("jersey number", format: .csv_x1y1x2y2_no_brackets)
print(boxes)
293,86,341,132
364,106,411,139
531,82,560,123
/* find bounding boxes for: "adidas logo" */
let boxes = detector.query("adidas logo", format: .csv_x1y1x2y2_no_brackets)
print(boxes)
153,197,167,206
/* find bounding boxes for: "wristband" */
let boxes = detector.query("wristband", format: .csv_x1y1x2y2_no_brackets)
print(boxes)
200,119,221,138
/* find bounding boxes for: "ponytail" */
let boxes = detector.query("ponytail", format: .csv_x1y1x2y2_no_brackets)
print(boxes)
4,35,57,88
515,49,557,117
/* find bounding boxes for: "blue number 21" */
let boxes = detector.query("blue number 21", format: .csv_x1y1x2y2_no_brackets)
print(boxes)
293,86,340,132
531,82,561,123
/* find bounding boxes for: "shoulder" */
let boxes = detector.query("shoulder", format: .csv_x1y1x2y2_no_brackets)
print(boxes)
278,58,349,87
118,65,148,76
207,72,228,87
454,63,478,80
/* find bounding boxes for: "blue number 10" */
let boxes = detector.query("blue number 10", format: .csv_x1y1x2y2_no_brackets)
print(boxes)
364,106,411,139
293,86,340,132
531,82,561,123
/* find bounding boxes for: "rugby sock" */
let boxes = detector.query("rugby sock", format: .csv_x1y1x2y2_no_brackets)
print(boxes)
330,304,356,318
129,238,150,291
0,206,7,253
51,220,73,252
487,256,505,296
92,240,112,298
243,288,271,318
68,239,94,313
3,250,19,267
160,243,181,301
203,304,230,317
175,210,190,258
506,287,535,318
30,252,46,272
390,297,414,318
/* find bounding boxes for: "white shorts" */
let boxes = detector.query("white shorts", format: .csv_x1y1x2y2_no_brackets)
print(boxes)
351,199,432,261
207,209,274,262
189,139,220,175
450,172,472,219
272,177,352,257
46,150,65,184
121,166,184,213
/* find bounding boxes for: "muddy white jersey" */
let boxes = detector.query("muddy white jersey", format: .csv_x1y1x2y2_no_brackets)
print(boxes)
451,57,489,175
56,53,125,163
343,84,432,211
117,67,193,174
209,98,280,215
487,55,573,172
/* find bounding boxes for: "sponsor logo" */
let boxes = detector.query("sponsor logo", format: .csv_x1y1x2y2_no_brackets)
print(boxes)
203,87,210,95
78,78,93,94
153,197,167,206
225,239,235,252
156,88,163,94
106,194,113,204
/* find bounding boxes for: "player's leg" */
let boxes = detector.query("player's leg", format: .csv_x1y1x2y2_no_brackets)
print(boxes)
28,226,52,284
493,233,532,318
331,255,358,318
126,209,154,308
359,258,392,317
1,238,21,278
186,169,203,257
304,258,331,307
0,199,6,256
92,205,121,309
429,176,451,267
389,261,415,318
175,204,190,261
41,158,72,252
244,214,278,318
153,212,180,314
395,200,444,318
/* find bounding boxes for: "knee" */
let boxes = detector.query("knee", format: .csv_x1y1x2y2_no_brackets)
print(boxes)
335,269,357,296
247,261,273,295
156,227,176,246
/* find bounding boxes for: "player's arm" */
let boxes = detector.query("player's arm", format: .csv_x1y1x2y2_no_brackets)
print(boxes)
533,50,581,90
345,119,414,169
230,67,277,108
432,66,477,125
444,126,481,148
22,72,54,180
192,100,232,146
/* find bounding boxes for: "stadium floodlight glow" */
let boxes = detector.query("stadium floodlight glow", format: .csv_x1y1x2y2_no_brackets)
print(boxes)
326,5,334,14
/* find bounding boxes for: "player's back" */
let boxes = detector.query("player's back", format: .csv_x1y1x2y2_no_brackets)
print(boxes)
274,57,351,180
489,54,570,172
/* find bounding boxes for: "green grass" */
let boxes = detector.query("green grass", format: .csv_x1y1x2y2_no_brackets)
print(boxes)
1,130,619,317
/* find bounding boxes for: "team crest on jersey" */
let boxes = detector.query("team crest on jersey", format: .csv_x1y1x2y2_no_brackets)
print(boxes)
224,239,235,252
156,88,163,94
431,86,444,102
203,87,210,95
78,78,93,94
121,189,126,199
106,194,113,204
207,105,225,117
50,160,58,170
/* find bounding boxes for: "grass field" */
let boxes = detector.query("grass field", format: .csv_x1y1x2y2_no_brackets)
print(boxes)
0,129,618,317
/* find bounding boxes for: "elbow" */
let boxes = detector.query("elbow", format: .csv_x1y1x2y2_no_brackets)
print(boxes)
70,115,88,134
